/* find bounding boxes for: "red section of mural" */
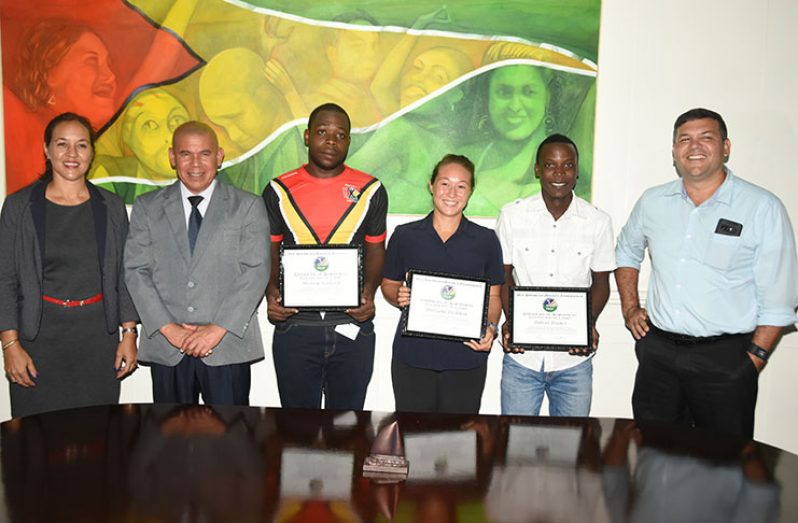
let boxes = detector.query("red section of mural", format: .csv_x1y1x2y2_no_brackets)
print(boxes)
0,0,201,194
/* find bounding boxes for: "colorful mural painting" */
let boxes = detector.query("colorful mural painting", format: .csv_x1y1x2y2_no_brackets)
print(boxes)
1,0,600,216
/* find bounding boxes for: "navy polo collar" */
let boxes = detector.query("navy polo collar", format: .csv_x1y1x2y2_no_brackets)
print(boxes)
414,212,476,240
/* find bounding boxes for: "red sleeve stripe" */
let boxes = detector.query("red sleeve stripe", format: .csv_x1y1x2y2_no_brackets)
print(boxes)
365,232,387,243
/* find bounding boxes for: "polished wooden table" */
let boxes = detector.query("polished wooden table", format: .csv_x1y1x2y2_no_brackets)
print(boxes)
0,404,794,522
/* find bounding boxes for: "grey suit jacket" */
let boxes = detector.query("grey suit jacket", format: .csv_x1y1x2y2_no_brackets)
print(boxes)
0,181,138,338
124,180,269,366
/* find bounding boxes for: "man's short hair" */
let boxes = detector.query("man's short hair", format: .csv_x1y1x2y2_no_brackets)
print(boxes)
536,133,579,165
673,108,728,142
308,103,351,131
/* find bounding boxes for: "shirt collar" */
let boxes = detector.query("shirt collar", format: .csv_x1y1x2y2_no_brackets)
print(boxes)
710,168,735,206
417,212,475,239
669,167,734,206
528,193,585,221
179,178,217,202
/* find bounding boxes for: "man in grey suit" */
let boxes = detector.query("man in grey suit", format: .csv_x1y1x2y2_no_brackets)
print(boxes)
124,121,269,405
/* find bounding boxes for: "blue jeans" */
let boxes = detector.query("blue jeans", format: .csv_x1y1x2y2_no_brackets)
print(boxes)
500,354,593,416
272,321,375,410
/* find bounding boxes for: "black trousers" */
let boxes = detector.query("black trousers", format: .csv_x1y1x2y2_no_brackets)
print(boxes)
392,358,487,414
632,327,757,439
151,356,251,406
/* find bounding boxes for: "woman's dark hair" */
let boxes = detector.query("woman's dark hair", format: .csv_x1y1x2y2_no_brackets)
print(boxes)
15,20,95,110
40,112,95,181
430,154,476,189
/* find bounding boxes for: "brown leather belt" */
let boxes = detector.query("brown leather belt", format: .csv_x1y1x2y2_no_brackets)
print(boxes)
42,293,103,307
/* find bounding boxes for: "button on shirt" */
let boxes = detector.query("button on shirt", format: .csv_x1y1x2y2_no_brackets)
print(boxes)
496,194,616,372
616,170,798,336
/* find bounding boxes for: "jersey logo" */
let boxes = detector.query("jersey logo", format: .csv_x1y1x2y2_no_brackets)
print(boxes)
343,184,361,203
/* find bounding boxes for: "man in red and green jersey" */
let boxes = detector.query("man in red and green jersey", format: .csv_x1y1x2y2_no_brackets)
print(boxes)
262,103,388,410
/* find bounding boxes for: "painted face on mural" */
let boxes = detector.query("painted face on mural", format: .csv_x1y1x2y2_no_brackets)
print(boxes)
488,65,548,141
399,47,472,107
327,26,379,82
304,109,351,177
124,91,189,178
46,32,118,124
200,48,276,152
44,120,94,184
672,118,730,184
429,162,473,218
170,129,224,194
205,92,272,152
535,142,578,203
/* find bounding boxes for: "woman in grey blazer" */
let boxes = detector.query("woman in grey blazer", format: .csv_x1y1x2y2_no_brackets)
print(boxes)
0,112,139,418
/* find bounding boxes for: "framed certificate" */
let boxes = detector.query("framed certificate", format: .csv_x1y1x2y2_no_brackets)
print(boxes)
280,244,362,310
402,270,489,342
509,287,591,350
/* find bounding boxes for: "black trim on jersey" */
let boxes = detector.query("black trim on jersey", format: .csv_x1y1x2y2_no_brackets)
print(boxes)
326,177,381,245
272,177,322,245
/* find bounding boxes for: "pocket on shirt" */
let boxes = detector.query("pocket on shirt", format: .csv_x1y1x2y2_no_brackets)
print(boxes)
563,242,594,283
703,235,742,270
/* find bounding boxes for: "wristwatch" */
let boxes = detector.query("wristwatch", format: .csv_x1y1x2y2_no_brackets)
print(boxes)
747,343,770,362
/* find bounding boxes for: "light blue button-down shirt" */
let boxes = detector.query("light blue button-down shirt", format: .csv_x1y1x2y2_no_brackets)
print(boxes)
616,170,798,336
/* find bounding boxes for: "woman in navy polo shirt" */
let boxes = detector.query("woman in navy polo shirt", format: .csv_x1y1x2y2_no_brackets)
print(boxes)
381,154,503,413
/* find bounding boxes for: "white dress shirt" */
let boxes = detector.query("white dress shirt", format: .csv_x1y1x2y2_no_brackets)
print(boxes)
495,194,616,372
179,179,217,226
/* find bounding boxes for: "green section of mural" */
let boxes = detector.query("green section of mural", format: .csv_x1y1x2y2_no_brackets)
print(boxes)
2,0,600,216
242,0,601,62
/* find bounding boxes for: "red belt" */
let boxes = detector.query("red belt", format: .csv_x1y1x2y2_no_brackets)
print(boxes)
42,293,103,307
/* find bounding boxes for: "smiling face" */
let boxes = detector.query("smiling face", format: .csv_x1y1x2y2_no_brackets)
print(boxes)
169,127,224,194
429,162,473,218
124,91,189,177
304,109,351,177
535,142,577,205
46,32,117,124
672,117,730,184
44,120,94,184
488,65,548,141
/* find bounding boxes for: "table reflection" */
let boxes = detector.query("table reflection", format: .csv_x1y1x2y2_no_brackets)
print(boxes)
0,405,790,522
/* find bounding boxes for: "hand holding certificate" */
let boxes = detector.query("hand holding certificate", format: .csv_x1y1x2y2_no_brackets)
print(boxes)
280,245,362,310
509,287,592,351
402,270,490,343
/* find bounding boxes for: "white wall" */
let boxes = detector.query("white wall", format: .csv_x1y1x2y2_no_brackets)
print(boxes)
1,0,796,452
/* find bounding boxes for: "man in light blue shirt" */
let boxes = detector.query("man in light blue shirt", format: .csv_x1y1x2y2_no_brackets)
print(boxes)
615,108,798,439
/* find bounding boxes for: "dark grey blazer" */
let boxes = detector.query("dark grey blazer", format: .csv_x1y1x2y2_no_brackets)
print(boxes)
0,180,138,339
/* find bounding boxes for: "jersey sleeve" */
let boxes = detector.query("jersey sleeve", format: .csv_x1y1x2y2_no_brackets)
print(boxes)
364,183,388,243
262,181,285,243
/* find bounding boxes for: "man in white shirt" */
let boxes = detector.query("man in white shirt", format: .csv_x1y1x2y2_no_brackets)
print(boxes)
496,134,616,415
